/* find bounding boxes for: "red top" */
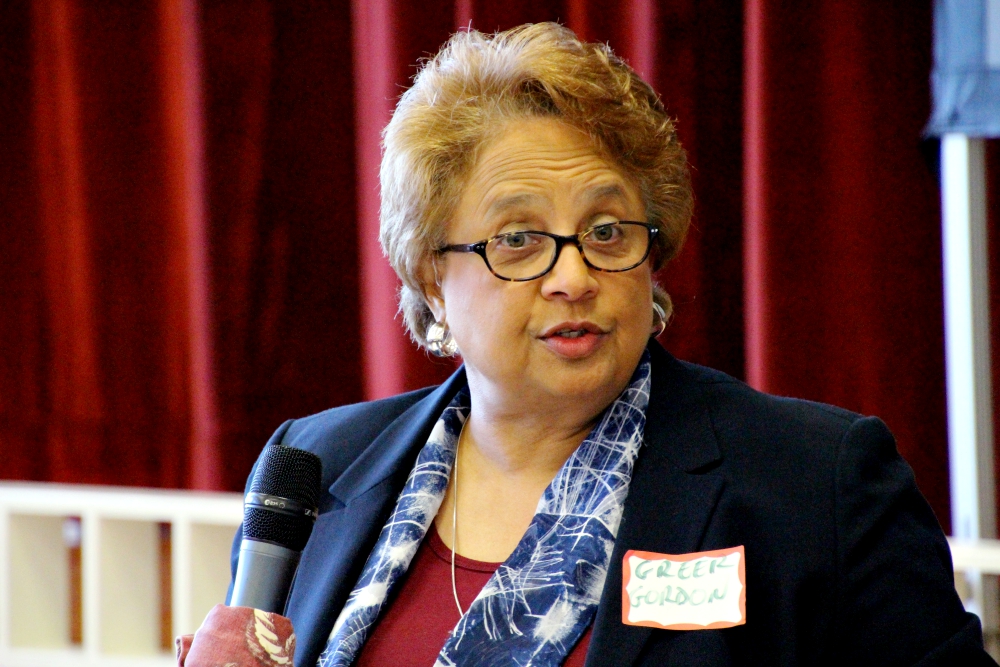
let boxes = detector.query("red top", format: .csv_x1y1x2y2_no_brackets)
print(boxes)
356,525,592,666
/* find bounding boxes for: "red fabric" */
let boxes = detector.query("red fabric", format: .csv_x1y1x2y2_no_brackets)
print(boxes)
0,0,743,490
743,0,955,529
0,0,369,490
176,604,296,667
0,0,995,533
351,0,459,400
357,525,592,666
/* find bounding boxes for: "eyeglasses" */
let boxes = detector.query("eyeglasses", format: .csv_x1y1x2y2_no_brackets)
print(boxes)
437,221,659,282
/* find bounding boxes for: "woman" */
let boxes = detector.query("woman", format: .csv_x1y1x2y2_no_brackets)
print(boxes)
211,23,989,667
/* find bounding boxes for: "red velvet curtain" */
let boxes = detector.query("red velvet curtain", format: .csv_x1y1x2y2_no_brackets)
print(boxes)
1,0,994,531
745,0,954,527
0,0,367,491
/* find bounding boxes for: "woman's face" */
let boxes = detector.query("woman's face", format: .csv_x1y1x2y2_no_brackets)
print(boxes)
428,117,654,412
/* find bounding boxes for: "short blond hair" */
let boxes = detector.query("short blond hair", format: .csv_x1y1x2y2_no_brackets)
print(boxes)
380,22,693,348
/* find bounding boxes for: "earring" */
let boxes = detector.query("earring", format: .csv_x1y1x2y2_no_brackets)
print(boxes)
651,302,667,338
426,321,459,357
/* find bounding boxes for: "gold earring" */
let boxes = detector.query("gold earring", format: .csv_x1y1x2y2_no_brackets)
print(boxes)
426,321,459,357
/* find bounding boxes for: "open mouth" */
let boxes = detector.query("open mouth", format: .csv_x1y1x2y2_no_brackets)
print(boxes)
552,328,589,338
539,323,607,358
541,321,606,339
538,322,608,353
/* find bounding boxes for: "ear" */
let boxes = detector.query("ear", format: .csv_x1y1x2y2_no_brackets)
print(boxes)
419,257,447,323
424,286,446,323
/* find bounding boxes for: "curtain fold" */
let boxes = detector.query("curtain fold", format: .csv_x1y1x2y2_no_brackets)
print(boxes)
0,0,986,524
207,1,367,490
744,0,952,526
25,0,200,487
351,0,457,401
158,0,219,489
0,0,45,480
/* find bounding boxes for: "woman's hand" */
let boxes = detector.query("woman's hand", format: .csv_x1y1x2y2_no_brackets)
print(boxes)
176,604,296,667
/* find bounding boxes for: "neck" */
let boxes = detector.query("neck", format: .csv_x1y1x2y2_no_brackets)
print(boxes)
437,367,629,561
462,373,617,477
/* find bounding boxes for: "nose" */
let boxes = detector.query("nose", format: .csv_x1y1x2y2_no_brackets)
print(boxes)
539,243,598,301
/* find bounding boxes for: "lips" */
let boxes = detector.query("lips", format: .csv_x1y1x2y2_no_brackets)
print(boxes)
539,321,609,358
539,321,607,339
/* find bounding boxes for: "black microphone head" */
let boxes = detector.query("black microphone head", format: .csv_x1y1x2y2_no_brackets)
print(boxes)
243,444,322,552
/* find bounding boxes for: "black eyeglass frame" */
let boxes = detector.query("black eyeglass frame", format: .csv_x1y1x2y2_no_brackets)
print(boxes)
437,221,659,282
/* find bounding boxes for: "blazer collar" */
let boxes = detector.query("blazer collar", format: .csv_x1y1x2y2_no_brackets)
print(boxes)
328,366,468,507
644,341,722,473
290,369,471,666
585,342,726,667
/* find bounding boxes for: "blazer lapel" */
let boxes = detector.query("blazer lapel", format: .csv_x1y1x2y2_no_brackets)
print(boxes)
585,343,725,667
287,368,468,667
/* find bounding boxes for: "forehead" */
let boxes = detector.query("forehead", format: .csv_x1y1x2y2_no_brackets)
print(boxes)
455,117,644,224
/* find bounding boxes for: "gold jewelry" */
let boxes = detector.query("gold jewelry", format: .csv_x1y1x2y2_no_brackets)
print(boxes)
450,419,466,618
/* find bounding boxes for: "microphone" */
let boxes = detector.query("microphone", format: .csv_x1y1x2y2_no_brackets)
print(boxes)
230,444,322,613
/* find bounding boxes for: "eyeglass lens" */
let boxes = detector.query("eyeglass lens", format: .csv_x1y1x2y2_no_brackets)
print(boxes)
485,222,650,280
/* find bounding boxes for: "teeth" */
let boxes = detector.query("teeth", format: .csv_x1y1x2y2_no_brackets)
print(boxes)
557,329,586,338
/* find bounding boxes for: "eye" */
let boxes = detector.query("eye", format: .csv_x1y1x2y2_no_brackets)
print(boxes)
499,232,529,248
588,223,622,243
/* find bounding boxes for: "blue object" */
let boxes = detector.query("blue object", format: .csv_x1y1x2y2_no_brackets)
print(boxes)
927,0,1000,136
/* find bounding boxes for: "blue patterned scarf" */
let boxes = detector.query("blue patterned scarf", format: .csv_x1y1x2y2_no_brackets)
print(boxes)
319,352,650,666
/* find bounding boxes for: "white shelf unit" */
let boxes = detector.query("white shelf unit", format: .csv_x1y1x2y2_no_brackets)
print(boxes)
4,482,1000,665
0,482,242,667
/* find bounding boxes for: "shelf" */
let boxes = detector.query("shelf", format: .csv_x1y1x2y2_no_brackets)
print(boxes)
0,482,242,665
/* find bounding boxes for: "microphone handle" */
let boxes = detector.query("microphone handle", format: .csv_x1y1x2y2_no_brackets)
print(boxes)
230,538,301,613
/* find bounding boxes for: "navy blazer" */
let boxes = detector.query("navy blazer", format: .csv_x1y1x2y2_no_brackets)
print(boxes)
230,342,995,666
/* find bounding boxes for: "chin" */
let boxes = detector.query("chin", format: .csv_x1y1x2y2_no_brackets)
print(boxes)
536,355,625,401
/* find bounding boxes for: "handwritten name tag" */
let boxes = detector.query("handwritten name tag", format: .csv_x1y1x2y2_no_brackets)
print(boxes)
622,546,746,630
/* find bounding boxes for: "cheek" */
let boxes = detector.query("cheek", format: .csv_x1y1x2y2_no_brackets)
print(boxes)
442,271,532,352
620,308,652,352
609,272,654,330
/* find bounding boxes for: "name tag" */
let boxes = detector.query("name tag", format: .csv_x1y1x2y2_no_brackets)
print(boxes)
622,546,746,630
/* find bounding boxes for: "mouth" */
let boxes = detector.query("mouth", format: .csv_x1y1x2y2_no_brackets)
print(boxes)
538,322,609,359
557,330,587,338
539,322,607,339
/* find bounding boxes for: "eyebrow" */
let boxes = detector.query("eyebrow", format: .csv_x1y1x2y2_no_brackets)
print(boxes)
585,183,630,203
485,183,631,217
486,193,542,217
